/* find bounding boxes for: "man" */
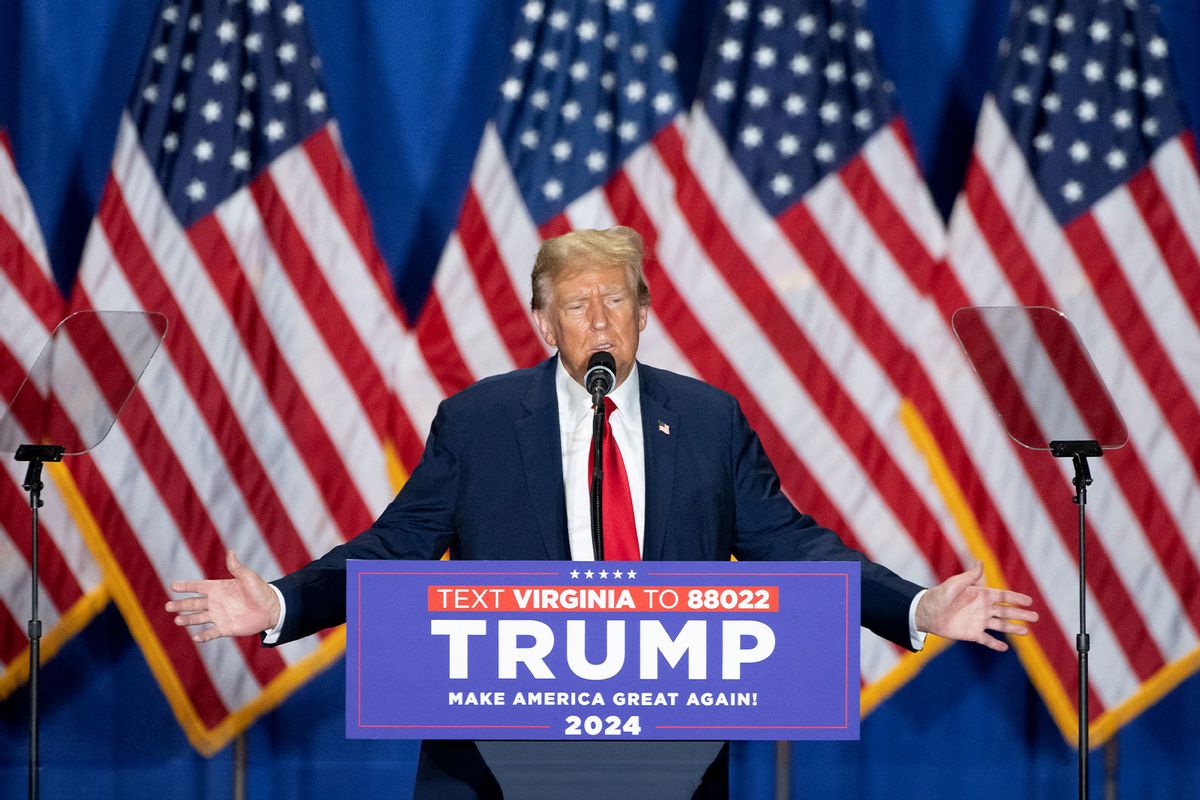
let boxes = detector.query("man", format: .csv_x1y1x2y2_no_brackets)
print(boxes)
168,227,1036,794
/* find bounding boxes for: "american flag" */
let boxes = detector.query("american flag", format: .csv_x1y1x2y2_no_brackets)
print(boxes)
944,0,1200,745
0,131,107,699
60,0,415,753
405,0,969,701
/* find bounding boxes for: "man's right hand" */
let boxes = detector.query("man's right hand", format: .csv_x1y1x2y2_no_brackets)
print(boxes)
165,550,280,643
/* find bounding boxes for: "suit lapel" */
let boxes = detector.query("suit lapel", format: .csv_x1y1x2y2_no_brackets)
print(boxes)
515,358,570,559
639,365,677,561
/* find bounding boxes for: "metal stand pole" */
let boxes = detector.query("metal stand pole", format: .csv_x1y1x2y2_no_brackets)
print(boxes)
15,444,65,800
1050,440,1100,800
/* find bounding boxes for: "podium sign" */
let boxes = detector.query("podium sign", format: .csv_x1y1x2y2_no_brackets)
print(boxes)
347,560,859,741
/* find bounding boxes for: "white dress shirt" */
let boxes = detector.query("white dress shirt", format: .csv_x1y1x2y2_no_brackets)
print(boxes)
555,358,645,560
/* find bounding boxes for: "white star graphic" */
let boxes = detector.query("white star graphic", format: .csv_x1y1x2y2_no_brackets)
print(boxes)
561,100,581,121
1076,100,1097,122
585,569,595,579
790,54,811,76
577,20,597,41
570,569,581,579
162,132,179,152
185,179,206,202
796,14,816,35
520,129,540,149
245,33,263,53
819,101,841,123
201,100,222,123
283,2,304,25
586,150,607,173
542,179,563,200
1033,131,1054,152
653,92,674,115
760,5,782,28
625,80,646,102
1068,140,1090,163
770,173,793,196
824,61,846,83
814,141,835,163
242,73,257,92
726,0,749,21
540,50,559,70
777,134,799,156
784,94,806,115
277,42,297,64
570,61,589,81
595,110,614,131
1112,109,1132,129
754,46,777,68
1062,180,1083,202
747,86,769,108
264,119,286,142
271,81,292,102
719,39,742,62
598,569,609,579
194,139,214,162
617,120,639,141
142,85,159,104
209,59,230,83
626,569,637,579
231,149,251,171
237,109,254,130
551,140,572,162
739,125,763,148
1083,60,1104,83
612,569,624,579
500,78,523,101
1105,148,1127,171
217,20,238,44
306,90,327,114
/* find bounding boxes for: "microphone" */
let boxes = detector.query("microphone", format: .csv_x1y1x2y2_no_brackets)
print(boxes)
585,351,617,399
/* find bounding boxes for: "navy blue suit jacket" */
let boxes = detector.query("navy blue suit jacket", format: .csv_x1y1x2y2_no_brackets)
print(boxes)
272,357,923,649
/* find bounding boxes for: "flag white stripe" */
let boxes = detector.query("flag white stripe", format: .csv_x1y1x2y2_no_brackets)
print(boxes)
269,143,407,388
0,146,51,271
859,124,947,259
1093,186,1200,408
432,234,518,379
1150,138,1200,265
472,124,542,313
395,334,443,440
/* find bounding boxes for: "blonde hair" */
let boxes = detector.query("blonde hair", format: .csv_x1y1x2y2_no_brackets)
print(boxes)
530,227,651,311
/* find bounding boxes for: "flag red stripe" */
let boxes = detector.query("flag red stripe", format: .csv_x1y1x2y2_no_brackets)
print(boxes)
0,591,25,664
964,171,1168,679
66,450,232,727
415,293,474,398
1123,168,1200,366
186,214,376,548
303,128,410,326
655,127,950,574
303,132,434,471
538,215,572,240
0,214,60,330
71,283,289,688
603,166,859,551
98,181,348,574
248,173,396,448
457,189,546,369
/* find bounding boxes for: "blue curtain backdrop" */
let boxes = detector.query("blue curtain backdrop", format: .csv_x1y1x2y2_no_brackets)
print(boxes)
2,0,1199,796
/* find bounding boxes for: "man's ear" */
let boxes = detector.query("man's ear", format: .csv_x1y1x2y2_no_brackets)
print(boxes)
637,303,649,332
533,309,558,348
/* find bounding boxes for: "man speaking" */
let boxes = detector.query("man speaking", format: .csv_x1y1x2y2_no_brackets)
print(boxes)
167,226,1036,794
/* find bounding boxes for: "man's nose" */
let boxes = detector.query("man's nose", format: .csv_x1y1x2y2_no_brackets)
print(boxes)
587,299,610,329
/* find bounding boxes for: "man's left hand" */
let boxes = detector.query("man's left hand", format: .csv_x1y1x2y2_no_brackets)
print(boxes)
916,563,1038,652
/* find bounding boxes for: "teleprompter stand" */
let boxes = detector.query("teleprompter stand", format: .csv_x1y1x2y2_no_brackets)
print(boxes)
0,310,166,800
953,307,1127,800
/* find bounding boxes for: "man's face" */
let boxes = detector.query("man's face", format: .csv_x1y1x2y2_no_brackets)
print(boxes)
533,260,648,388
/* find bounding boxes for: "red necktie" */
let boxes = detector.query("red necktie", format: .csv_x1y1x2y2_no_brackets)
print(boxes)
591,396,640,560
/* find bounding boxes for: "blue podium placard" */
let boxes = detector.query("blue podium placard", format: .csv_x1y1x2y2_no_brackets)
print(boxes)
346,560,859,741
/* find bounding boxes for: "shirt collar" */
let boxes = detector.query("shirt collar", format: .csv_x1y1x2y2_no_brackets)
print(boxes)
555,356,641,429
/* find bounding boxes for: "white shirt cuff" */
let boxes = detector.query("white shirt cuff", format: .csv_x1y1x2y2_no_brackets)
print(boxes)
909,589,928,651
262,584,287,644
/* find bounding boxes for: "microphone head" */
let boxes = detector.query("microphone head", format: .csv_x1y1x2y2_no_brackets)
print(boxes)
584,351,617,397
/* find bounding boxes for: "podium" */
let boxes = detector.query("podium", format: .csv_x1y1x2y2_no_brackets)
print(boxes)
474,741,724,799
348,560,861,796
